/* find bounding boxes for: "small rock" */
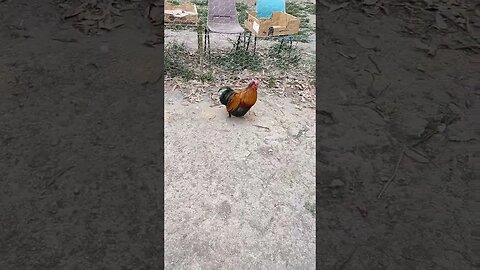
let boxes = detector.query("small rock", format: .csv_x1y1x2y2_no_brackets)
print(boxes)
329,179,345,188
100,44,109,53
414,39,431,51
354,72,373,91
402,115,428,138
217,200,231,219
416,64,425,72
436,123,446,133
465,99,472,109
287,127,297,137
74,187,80,195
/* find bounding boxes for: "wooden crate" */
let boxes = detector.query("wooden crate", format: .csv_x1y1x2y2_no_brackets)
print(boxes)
244,11,300,37
164,2,199,25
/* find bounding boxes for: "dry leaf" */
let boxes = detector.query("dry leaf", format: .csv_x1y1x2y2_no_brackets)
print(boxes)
414,40,431,51
83,13,106,21
74,20,97,27
355,37,376,49
329,2,349,12
475,4,480,17
58,3,71,9
318,0,348,12
363,7,380,16
104,13,114,25
435,12,448,30
111,21,125,29
149,6,163,22
405,148,429,163
356,206,368,218
427,44,438,56
109,7,122,16
363,0,378,5
63,6,85,18
379,5,389,15
99,21,113,31
144,5,151,18
464,14,471,33
447,126,477,142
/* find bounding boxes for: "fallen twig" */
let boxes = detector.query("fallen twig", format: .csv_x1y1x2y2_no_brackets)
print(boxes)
51,37,77,43
411,131,436,147
143,40,162,47
319,0,349,12
365,83,391,104
368,55,381,74
339,102,387,120
336,246,358,269
253,125,270,131
337,50,355,59
46,166,75,188
141,75,162,86
295,127,309,139
377,145,406,199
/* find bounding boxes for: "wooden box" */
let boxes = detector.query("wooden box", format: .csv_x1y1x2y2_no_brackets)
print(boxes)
244,11,300,37
164,2,199,25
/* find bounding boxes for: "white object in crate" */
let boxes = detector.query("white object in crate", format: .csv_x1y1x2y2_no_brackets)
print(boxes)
252,21,260,33
165,9,196,18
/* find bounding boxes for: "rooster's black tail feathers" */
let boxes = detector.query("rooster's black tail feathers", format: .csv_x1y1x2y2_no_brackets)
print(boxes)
219,86,234,106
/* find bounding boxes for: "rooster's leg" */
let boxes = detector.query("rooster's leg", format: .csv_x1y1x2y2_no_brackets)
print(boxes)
228,113,231,118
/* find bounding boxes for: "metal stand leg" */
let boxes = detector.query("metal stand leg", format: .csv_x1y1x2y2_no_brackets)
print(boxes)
235,34,241,50
207,30,211,53
246,32,252,51
204,27,207,54
253,36,257,55
277,39,285,54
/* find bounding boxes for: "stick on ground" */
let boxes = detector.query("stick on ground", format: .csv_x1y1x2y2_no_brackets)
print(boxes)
377,145,406,199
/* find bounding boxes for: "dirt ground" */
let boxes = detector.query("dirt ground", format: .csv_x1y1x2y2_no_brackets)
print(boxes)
316,1,479,269
1,0,479,270
164,91,316,269
1,0,163,268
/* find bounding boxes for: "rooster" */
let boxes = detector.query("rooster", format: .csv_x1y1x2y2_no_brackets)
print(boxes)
218,79,259,117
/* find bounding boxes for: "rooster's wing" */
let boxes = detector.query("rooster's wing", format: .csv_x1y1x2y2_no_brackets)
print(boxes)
226,94,241,113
